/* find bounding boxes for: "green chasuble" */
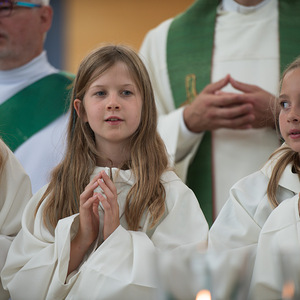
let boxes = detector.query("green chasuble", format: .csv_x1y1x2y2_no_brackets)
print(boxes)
0,71,74,152
167,0,300,226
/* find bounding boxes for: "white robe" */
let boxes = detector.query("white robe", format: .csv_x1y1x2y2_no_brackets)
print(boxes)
208,147,300,299
0,51,69,194
0,141,32,300
1,167,208,300
139,0,280,216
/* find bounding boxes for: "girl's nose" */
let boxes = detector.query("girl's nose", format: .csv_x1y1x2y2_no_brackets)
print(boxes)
107,103,120,110
287,108,300,123
106,95,120,110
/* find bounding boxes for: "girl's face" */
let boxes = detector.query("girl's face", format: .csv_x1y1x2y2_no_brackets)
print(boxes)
74,61,142,152
279,67,300,153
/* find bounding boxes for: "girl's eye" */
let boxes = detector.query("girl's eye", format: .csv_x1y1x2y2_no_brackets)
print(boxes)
122,90,133,96
96,91,106,96
279,100,289,109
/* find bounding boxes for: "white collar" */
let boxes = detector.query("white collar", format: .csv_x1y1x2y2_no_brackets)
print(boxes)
261,144,300,194
0,50,58,103
0,51,56,83
222,0,272,14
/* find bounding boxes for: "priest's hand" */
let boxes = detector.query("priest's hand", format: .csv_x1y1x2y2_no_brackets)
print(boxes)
229,77,277,129
183,74,255,133
97,170,120,240
68,173,101,275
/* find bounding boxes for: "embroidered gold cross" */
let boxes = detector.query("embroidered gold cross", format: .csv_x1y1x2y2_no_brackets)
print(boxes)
181,74,197,107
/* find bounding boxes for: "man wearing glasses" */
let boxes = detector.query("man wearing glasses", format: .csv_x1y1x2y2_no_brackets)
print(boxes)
0,3,73,297
0,1,74,193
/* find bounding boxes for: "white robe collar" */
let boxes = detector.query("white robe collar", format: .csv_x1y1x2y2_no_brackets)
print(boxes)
0,51,57,104
261,144,300,194
91,166,135,185
91,166,178,186
222,0,272,14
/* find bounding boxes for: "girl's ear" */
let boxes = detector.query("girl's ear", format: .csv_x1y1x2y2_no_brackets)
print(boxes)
74,99,82,117
74,99,88,122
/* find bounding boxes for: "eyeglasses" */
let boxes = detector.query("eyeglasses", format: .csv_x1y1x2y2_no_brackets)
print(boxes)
0,1,41,18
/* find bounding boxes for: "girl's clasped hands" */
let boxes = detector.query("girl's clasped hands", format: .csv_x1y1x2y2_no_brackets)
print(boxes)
79,170,119,243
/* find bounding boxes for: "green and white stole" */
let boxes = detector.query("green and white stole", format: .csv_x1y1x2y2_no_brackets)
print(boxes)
0,71,74,152
167,0,300,226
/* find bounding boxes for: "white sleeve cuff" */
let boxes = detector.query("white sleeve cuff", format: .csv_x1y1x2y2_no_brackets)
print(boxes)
177,107,204,162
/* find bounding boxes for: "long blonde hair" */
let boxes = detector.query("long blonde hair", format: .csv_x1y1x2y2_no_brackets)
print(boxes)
36,44,169,231
267,56,300,207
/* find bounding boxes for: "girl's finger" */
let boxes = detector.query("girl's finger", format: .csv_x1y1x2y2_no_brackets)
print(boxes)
84,172,102,191
98,192,119,215
80,181,99,205
99,194,112,211
97,179,114,201
99,171,117,194
81,193,100,209
92,198,100,220
100,171,115,188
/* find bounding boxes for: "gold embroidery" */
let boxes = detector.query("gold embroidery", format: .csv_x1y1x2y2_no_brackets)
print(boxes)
181,74,197,107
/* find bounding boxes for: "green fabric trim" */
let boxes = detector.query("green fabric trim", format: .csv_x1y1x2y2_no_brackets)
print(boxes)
0,71,74,152
167,0,218,107
279,0,300,73
167,0,218,226
167,0,300,226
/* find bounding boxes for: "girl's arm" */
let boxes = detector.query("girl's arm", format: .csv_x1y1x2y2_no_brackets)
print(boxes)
250,194,300,299
68,170,120,274
68,173,101,275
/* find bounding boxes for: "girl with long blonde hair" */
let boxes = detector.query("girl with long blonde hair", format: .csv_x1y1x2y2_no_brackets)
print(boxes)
208,56,300,299
1,44,208,300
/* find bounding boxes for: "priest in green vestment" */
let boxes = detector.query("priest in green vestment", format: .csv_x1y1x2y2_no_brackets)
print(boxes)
140,0,300,226
0,0,74,194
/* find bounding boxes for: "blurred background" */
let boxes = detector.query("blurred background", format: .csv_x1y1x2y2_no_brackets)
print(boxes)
45,0,194,74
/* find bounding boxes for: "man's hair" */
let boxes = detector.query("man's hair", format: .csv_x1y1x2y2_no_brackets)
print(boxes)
31,0,50,5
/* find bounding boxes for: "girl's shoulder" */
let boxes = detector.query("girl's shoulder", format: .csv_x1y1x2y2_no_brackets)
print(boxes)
261,145,300,193
261,143,294,180
160,170,184,185
26,185,49,213
160,170,197,200
226,170,272,223
231,170,269,196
